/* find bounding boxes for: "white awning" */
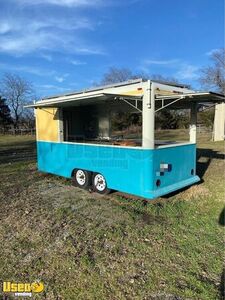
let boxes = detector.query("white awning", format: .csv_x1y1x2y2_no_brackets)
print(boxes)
25,93,143,108
25,90,224,111
155,91,225,110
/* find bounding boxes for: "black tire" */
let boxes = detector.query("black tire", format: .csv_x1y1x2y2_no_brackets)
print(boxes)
92,173,111,194
72,169,91,190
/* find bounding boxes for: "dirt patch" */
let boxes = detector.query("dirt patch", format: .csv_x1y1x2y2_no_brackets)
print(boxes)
178,184,211,201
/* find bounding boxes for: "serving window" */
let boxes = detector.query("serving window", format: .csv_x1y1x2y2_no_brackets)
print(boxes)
62,103,142,146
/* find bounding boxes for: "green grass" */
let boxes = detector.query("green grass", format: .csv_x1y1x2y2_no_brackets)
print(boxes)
0,133,224,300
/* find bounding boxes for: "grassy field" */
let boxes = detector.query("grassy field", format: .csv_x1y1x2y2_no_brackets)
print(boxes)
0,133,224,300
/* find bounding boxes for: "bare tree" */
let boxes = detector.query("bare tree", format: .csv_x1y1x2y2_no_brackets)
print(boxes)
100,67,148,85
151,74,181,86
0,73,34,129
199,48,225,94
100,67,185,87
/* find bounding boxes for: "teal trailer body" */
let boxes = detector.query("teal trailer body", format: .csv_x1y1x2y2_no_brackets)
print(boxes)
37,141,200,199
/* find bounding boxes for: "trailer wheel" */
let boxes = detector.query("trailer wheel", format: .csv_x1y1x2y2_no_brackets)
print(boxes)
72,169,91,189
92,173,111,194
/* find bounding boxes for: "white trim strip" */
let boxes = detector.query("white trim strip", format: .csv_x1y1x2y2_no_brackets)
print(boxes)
37,140,194,150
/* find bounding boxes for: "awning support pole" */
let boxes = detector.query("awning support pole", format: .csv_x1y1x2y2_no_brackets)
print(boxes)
142,80,155,149
190,102,197,143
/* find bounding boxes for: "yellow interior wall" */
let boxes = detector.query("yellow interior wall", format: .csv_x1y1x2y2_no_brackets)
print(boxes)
35,108,59,142
121,89,144,96
155,89,181,96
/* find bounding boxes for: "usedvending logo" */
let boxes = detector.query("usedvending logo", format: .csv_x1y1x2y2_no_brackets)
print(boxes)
2,281,44,297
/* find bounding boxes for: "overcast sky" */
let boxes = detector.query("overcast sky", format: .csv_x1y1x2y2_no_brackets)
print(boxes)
0,0,223,98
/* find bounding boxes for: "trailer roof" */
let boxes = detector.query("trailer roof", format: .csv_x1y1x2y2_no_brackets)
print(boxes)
42,78,145,100
32,78,190,102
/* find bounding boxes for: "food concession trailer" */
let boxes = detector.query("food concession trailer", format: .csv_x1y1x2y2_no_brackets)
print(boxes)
26,79,224,199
